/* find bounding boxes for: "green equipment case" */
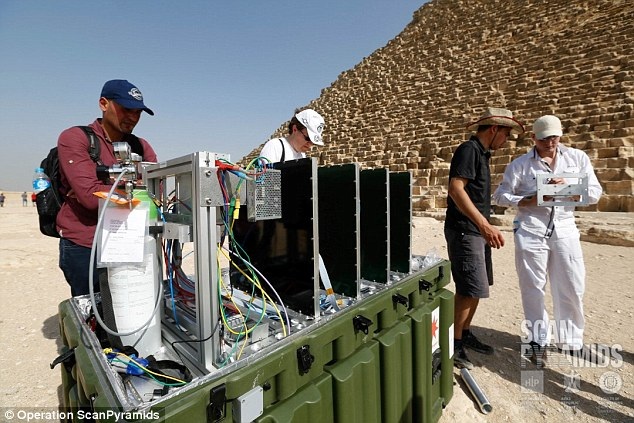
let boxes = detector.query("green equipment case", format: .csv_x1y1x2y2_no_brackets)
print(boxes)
57,261,453,423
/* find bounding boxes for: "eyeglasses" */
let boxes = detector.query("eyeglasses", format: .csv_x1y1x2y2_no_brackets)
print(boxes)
301,130,311,143
537,136,560,142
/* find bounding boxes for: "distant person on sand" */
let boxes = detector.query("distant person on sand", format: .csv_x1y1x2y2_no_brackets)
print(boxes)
21,191,28,206
260,108,325,163
31,192,36,207
445,107,524,370
0,193,5,207
493,114,602,367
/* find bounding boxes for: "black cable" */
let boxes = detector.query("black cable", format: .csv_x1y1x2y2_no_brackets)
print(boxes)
169,316,222,366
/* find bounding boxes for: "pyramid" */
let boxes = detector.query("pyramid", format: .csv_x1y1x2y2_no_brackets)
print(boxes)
243,0,634,212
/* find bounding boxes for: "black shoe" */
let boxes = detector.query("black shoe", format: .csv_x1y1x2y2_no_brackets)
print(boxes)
527,342,548,368
462,331,494,355
454,346,474,370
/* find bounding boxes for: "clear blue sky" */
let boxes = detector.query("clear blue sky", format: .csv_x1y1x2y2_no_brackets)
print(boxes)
0,1,425,192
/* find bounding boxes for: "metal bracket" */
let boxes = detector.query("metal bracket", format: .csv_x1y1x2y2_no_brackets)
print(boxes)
536,173,589,206
353,314,373,335
207,384,227,423
297,345,314,375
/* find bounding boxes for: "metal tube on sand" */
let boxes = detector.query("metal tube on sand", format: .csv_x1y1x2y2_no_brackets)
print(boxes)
460,368,493,414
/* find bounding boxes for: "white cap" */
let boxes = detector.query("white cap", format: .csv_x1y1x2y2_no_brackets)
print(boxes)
533,115,563,140
296,109,325,146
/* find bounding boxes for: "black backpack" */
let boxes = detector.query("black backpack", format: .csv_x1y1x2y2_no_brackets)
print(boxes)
36,126,101,238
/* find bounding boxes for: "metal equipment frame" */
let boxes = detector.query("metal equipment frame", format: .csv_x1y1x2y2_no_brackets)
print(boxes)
145,151,229,374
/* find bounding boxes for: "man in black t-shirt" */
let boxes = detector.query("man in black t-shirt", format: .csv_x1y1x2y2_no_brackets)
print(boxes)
445,107,524,369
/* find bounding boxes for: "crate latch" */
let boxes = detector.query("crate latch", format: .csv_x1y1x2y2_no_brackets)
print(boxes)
50,347,76,372
419,279,433,291
353,314,373,334
392,293,408,307
297,345,314,375
207,384,226,423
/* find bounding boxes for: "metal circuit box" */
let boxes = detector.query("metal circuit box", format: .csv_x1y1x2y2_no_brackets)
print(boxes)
536,173,589,206
245,169,282,221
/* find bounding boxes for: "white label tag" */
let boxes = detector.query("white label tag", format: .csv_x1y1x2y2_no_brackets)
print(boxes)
431,306,440,354
99,205,147,263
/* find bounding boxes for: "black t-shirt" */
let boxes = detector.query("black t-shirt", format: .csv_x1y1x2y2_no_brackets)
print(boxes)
445,136,491,235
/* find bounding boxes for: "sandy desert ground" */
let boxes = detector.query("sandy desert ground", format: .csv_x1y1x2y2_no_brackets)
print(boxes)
0,190,632,422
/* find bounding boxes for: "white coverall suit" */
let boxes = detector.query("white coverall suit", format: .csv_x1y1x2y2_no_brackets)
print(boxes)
493,145,602,349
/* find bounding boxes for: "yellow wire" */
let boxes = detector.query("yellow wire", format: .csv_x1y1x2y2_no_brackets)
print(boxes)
236,317,249,360
103,349,186,384
219,246,267,318
218,163,285,359
246,156,270,170
218,247,287,337
216,249,252,360
230,198,239,232
219,247,271,321
217,247,251,336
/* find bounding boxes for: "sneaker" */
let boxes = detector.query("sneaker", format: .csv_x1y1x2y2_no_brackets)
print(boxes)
454,346,474,370
462,331,494,355
528,342,548,368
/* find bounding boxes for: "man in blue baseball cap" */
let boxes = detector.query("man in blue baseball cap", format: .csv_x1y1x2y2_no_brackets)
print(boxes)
56,79,158,296
100,79,154,116
97,79,154,141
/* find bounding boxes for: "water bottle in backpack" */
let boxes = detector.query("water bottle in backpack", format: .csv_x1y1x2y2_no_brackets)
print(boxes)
33,167,51,193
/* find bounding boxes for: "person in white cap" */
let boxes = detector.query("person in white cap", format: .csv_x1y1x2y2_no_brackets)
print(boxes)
493,115,602,367
445,107,525,369
260,108,325,163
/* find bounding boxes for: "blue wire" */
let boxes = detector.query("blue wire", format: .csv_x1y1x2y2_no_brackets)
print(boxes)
166,239,180,328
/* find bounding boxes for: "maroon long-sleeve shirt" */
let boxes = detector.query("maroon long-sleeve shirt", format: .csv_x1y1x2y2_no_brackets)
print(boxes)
56,119,158,247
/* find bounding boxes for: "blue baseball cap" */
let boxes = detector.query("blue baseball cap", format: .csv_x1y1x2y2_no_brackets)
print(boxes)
100,79,154,115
